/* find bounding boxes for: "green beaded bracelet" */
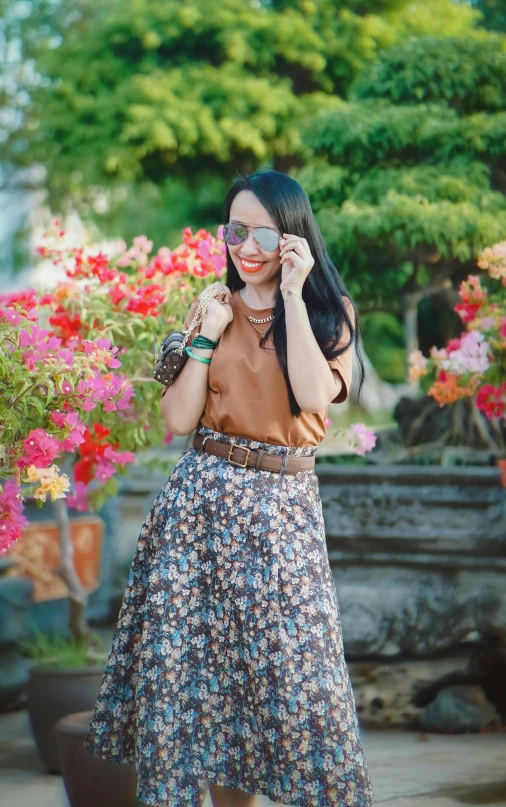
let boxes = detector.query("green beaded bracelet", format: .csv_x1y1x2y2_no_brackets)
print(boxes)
192,334,219,349
185,346,211,364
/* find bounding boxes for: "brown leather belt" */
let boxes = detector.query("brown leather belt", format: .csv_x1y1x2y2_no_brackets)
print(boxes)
193,433,315,475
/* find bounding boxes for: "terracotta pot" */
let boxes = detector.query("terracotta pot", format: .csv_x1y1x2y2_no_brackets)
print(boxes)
27,663,105,773
56,711,137,807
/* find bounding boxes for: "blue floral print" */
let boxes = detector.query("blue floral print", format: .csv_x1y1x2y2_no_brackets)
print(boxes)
85,426,374,807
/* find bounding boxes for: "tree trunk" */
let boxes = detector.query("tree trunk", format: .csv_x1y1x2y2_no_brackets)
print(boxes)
53,498,94,645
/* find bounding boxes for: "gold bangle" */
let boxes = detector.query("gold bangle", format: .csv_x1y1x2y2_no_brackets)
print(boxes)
283,289,306,305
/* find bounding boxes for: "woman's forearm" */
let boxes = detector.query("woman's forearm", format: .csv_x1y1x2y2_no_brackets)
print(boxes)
160,319,221,435
284,294,340,412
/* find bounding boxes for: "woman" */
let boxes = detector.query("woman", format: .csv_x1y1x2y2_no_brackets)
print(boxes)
85,170,374,807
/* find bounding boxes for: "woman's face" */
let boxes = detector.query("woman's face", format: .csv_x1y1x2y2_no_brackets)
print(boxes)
227,190,282,285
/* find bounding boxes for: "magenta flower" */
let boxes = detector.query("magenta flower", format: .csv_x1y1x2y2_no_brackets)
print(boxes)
0,479,29,554
66,480,89,512
103,446,135,466
18,324,52,348
57,347,76,367
50,409,86,451
16,428,62,470
1,307,22,327
94,461,116,484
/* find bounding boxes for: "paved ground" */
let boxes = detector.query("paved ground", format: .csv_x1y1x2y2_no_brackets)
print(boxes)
1,705,505,807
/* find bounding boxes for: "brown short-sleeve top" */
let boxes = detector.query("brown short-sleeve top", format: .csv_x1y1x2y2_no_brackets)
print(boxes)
184,290,354,447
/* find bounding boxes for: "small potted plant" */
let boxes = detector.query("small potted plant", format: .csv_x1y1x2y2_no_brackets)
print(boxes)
17,629,108,772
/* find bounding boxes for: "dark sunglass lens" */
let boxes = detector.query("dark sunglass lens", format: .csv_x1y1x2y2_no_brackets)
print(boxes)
255,228,279,251
223,223,248,245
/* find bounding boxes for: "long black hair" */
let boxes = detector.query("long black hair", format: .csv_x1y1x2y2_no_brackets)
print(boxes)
224,169,365,416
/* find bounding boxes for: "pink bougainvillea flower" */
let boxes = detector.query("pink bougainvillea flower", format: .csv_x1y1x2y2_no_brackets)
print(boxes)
197,239,226,278
348,423,377,456
162,431,173,445
49,409,86,451
0,306,23,327
117,235,153,268
102,445,135,466
66,480,89,512
0,479,29,554
94,461,117,484
133,235,153,254
440,330,490,376
16,428,62,470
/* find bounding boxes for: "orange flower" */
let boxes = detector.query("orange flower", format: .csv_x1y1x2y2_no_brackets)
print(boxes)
428,372,478,405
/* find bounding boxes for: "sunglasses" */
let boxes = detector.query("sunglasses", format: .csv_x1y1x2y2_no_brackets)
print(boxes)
222,222,280,252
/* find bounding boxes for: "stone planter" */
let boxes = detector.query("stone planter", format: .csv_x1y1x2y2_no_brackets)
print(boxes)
315,463,506,730
315,464,506,658
56,711,137,807
27,662,106,772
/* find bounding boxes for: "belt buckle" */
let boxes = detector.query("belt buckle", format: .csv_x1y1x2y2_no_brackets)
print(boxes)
227,443,251,468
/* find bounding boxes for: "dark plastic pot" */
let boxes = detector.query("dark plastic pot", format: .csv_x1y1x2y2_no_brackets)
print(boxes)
27,663,105,773
56,711,137,807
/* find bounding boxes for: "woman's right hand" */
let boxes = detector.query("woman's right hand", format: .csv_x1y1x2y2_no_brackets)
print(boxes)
196,282,234,338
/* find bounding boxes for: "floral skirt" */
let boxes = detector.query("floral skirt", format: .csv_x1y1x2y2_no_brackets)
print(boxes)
84,426,374,807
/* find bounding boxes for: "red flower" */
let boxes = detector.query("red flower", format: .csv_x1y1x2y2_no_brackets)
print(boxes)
73,455,95,485
454,302,482,323
49,309,84,341
93,423,111,440
87,252,118,283
0,288,39,314
66,249,86,278
125,283,165,318
109,286,129,305
476,384,506,419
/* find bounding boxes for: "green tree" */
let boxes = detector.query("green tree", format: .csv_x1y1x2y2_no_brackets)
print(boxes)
296,34,506,320
1,0,481,247
463,0,506,32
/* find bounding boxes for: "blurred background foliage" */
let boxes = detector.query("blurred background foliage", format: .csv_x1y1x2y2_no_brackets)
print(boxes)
1,0,505,382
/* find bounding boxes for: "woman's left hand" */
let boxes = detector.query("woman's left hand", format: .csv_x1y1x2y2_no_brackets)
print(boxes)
279,233,315,294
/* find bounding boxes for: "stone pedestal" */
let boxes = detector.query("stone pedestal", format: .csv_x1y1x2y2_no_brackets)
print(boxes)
315,465,506,657
315,464,506,730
